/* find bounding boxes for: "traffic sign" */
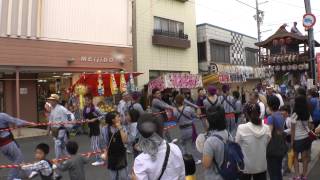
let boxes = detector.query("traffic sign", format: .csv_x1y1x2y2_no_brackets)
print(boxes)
303,13,316,29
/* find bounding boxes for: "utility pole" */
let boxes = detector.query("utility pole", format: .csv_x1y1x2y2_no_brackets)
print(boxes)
255,0,262,42
254,0,265,65
304,0,316,82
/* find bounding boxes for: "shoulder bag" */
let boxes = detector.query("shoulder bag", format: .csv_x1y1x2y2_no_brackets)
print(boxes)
158,143,170,180
267,116,288,157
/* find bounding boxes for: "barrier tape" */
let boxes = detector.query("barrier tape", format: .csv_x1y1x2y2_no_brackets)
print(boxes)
0,151,103,169
0,112,210,169
0,110,207,132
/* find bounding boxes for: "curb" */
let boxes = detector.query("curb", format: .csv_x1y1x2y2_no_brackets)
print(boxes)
12,128,47,139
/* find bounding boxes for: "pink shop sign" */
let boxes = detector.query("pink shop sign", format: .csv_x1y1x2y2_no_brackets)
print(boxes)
164,73,203,89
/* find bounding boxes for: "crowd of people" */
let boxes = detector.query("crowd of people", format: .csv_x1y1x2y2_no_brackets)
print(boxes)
1,83,320,180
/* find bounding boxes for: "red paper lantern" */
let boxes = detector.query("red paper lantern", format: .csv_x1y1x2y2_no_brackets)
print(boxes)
273,39,279,46
279,38,285,45
286,37,292,44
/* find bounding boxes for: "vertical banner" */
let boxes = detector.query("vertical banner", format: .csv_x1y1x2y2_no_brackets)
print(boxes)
317,53,320,83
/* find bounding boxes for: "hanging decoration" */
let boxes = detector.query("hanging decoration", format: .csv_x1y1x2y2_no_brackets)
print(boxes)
286,37,292,44
127,73,136,93
97,72,105,96
74,84,87,109
119,71,127,93
272,39,279,46
110,73,118,95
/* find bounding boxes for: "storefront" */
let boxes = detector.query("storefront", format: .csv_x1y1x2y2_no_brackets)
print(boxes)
0,37,133,122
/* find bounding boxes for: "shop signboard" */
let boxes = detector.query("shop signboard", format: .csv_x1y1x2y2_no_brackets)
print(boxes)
20,88,28,95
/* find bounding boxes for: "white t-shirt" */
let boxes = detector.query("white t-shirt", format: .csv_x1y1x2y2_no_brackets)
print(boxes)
258,101,266,121
133,141,185,180
49,104,72,128
292,116,313,141
275,93,284,108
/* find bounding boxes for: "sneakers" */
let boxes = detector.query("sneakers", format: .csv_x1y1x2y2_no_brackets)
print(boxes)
171,138,179,144
195,160,202,165
28,171,38,178
91,161,105,166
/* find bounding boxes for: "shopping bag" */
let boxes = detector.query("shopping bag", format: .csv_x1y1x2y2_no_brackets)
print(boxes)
288,149,294,171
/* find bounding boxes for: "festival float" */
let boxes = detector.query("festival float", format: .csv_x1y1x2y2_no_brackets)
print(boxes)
202,63,270,89
72,71,141,109
255,24,320,87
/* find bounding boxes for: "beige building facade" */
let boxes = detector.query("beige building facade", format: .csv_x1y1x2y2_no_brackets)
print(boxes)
134,0,198,87
0,0,133,121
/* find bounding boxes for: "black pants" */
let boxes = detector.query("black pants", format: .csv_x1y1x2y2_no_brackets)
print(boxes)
267,156,283,180
240,172,267,180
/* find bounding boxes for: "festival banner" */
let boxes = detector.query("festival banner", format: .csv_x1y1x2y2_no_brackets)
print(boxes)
119,71,127,93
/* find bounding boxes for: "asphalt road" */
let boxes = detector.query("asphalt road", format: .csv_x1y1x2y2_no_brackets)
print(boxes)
0,121,205,180
1,120,319,180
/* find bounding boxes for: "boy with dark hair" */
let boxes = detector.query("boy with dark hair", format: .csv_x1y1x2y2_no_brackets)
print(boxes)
53,141,90,180
21,143,54,180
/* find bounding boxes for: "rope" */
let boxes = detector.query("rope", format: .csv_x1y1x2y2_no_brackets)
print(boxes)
0,110,207,132
0,151,103,169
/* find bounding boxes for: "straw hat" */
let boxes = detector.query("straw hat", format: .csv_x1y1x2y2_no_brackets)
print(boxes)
47,94,60,102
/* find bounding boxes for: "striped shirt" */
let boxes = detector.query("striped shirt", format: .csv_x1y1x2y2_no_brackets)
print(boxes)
21,160,53,178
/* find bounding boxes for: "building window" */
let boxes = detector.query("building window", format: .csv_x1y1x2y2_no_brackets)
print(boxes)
210,43,230,64
154,17,187,39
246,48,258,66
198,42,207,62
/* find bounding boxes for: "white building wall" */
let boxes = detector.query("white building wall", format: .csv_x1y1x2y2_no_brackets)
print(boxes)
41,0,132,46
135,0,198,87
0,0,132,47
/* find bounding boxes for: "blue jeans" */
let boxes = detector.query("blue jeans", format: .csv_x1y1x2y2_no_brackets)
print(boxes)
267,156,283,180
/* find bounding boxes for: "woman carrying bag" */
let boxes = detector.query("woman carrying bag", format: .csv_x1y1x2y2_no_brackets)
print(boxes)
291,95,314,180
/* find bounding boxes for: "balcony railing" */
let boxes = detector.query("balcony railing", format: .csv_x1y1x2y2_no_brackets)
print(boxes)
152,29,190,49
153,30,189,40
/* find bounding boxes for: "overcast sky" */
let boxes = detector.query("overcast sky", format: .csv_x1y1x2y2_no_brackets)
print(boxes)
196,0,320,41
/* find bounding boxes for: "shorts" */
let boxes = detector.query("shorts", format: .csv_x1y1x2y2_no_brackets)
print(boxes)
293,137,312,153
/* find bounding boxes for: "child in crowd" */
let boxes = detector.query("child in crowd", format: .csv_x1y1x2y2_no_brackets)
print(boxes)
101,111,128,180
183,154,196,180
21,143,54,180
280,104,294,175
53,141,91,180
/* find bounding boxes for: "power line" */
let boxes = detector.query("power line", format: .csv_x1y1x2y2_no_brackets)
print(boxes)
263,15,320,27
190,1,254,23
270,0,320,12
234,0,256,9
